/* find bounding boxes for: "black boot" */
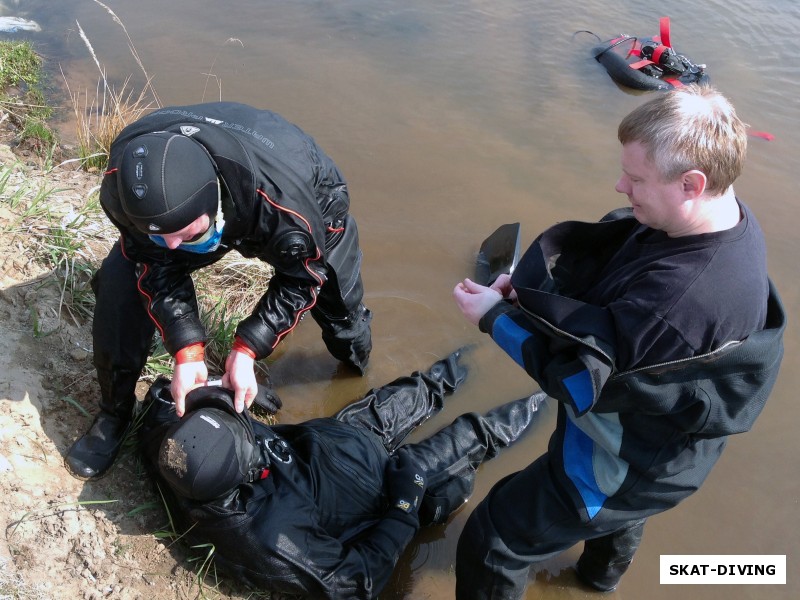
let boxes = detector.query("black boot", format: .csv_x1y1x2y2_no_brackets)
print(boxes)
576,519,646,592
65,412,132,480
406,391,547,526
65,369,140,480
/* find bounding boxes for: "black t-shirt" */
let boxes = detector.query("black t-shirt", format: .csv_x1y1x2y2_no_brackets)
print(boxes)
578,201,768,370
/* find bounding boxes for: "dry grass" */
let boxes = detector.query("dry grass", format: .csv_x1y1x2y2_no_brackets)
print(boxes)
194,256,274,317
64,1,161,171
63,70,154,171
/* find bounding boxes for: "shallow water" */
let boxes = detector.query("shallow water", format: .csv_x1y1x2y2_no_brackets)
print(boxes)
3,1,799,598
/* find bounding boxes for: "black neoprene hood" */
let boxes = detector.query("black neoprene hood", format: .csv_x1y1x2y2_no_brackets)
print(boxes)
118,132,218,234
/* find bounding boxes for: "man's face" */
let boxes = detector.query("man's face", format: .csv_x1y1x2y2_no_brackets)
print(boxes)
154,214,212,249
615,141,688,235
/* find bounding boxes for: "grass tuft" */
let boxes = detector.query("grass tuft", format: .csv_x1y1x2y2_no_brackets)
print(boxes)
0,40,57,154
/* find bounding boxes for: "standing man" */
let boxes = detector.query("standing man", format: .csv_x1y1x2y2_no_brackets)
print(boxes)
66,103,372,480
452,85,785,597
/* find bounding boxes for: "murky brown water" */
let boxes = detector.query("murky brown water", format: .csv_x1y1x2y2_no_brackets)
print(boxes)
5,0,799,598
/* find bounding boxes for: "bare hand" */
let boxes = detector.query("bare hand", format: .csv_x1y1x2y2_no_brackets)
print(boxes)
453,278,503,326
490,273,517,303
172,361,209,417
222,350,258,413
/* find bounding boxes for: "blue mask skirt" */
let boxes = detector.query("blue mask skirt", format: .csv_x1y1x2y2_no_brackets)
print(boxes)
149,223,224,254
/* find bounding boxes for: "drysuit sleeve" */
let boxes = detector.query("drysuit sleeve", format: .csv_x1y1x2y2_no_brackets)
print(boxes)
99,175,207,355
478,300,614,416
234,264,327,360
230,181,332,359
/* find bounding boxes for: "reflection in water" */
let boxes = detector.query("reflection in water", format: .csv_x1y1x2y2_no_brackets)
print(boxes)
5,0,799,598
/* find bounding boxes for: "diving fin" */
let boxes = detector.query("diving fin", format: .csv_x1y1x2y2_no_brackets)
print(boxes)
474,223,521,286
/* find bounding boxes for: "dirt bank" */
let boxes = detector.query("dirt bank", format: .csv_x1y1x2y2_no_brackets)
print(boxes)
0,143,256,599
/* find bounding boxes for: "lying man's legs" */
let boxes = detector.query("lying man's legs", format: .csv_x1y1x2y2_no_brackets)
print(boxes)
403,392,547,526
334,348,467,449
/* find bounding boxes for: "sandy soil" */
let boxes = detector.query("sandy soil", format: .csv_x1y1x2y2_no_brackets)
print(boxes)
0,141,257,599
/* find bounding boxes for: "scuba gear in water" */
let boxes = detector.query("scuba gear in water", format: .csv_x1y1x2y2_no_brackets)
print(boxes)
590,17,708,91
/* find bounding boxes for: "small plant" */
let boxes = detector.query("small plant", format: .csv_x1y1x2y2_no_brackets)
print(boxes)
0,40,57,154
0,163,31,210
62,395,92,418
143,254,273,380
64,70,154,172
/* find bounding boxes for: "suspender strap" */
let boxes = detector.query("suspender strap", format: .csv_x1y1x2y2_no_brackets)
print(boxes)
628,59,655,70
659,16,672,48
651,44,668,64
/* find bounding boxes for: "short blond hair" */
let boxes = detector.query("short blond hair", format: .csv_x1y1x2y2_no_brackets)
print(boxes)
617,85,747,195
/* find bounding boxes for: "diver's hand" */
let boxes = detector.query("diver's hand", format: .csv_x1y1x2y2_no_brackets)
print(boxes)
386,452,426,515
222,350,258,413
171,361,208,417
490,273,517,303
453,278,503,326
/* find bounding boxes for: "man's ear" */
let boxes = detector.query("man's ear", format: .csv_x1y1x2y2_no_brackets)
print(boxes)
682,170,707,198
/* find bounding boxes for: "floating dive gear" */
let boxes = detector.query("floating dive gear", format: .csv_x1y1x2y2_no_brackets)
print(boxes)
591,17,708,91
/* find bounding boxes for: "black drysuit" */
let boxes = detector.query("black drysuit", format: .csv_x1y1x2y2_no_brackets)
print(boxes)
95,102,370,419
139,353,543,599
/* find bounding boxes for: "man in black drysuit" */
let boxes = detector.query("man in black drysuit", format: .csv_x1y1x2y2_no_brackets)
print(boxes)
138,349,544,599
452,85,786,596
66,103,372,480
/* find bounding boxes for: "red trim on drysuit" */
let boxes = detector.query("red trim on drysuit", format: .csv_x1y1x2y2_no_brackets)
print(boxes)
107,166,177,350
257,189,324,350
119,235,168,341
628,59,655,70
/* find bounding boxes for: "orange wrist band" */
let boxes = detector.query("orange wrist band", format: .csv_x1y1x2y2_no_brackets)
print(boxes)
232,337,257,359
175,342,205,364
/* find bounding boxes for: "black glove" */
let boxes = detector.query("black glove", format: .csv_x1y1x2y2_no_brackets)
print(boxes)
253,384,282,414
386,451,426,514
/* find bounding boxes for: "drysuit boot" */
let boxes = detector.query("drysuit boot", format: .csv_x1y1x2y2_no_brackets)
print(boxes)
406,391,546,526
575,519,646,592
65,369,140,480
316,304,373,374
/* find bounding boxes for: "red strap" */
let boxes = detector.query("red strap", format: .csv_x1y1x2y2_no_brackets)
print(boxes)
651,45,668,65
662,77,684,87
749,130,775,141
629,59,655,70
660,16,672,48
